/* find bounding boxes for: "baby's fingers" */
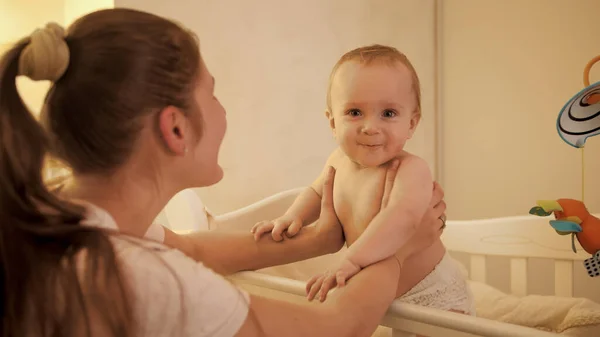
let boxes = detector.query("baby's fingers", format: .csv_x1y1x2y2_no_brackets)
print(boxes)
307,276,324,301
285,220,302,237
318,274,337,302
252,222,274,241
336,271,348,288
306,274,320,295
271,221,287,242
250,221,262,233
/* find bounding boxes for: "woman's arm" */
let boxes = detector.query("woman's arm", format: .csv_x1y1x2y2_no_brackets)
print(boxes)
236,256,401,337
160,165,347,276
162,222,344,275
250,147,344,241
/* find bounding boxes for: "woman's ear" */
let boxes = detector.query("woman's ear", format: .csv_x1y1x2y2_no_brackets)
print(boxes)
158,106,189,155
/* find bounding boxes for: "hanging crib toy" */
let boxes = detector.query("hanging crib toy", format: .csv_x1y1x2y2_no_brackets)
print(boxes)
529,56,600,278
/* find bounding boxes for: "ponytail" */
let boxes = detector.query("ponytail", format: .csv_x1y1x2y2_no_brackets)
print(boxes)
0,40,74,223
0,25,134,337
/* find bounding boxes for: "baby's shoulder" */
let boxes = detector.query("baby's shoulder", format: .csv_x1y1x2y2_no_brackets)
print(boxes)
393,152,433,185
395,151,427,168
396,150,417,161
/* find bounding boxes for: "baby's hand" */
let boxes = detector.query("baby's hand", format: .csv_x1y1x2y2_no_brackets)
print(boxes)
305,258,361,302
251,215,303,241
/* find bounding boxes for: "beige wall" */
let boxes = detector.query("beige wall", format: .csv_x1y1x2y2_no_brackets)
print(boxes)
0,0,114,116
0,0,63,115
116,0,439,214
441,0,600,220
0,0,64,42
8,0,600,222
63,0,113,25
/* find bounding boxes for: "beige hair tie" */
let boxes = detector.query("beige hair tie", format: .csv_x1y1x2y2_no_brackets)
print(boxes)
18,22,70,82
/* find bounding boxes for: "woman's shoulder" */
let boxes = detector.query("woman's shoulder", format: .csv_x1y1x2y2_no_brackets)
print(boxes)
73,199,249,336
112,235,250,336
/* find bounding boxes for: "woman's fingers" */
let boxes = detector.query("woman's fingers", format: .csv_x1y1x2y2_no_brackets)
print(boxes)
320,166,336,211
430,181,445,206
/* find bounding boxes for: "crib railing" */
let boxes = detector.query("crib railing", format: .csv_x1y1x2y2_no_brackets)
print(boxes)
467,253,577,298
209,187,592,300
164,187,587,335
442,215,593,299
228,271,559,337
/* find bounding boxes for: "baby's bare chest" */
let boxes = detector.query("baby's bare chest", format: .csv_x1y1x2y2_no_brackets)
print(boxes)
333,164,389,243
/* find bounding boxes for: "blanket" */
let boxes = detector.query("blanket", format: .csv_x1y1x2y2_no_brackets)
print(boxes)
470,280,600,336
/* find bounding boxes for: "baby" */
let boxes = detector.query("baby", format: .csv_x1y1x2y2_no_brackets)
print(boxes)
252,45,474,316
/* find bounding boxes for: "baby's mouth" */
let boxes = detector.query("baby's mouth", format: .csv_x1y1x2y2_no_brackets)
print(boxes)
358,143,383,149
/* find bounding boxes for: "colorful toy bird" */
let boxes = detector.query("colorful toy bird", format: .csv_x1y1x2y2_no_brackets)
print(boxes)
530,199,600,277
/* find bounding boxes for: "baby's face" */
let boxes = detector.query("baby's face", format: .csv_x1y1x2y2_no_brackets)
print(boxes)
328,61,419,168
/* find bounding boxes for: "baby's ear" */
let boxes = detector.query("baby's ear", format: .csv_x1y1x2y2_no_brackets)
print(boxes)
408,112,421,138
324,109,335,130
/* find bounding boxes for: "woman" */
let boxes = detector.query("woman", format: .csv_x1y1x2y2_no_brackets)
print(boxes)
0,8,446,337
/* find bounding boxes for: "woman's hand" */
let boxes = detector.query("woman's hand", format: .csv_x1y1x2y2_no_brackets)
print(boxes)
314,166,345,252
379,159,447,235
381,159,446,254
395,181,447,261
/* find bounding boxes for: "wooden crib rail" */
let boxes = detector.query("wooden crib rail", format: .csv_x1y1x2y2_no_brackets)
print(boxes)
442,214,596,298
212,188,304,231
228,271,559,337
442,215,590,261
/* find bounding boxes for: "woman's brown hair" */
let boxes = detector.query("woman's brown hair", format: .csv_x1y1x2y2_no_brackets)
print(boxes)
0,8,200,336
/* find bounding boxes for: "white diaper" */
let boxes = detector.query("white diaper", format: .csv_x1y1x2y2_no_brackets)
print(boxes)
398,253,475,316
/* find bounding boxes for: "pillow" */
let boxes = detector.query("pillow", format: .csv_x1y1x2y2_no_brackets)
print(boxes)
152,189,213,237
450,256,469,278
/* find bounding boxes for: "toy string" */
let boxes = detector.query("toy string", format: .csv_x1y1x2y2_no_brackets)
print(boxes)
583,55,600,87
581,147,585,202
580,56,600,202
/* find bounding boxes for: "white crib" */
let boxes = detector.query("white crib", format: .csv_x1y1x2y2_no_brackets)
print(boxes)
166,187,600,336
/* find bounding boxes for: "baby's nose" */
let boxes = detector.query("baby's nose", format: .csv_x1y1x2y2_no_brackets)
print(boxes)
361,121,381,135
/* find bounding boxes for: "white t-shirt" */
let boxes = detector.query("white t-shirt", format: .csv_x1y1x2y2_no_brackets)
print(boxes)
143,221,166,242
83,203,250,337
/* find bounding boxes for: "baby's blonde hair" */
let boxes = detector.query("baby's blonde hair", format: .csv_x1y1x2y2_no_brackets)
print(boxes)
326,44,421,114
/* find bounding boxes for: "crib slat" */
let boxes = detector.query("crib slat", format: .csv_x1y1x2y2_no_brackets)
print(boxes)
469,255,486,283
554,260,573,297
510,258,527,296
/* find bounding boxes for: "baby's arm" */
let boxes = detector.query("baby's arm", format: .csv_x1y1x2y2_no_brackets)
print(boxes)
345,155,433,270
252,148,343,240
